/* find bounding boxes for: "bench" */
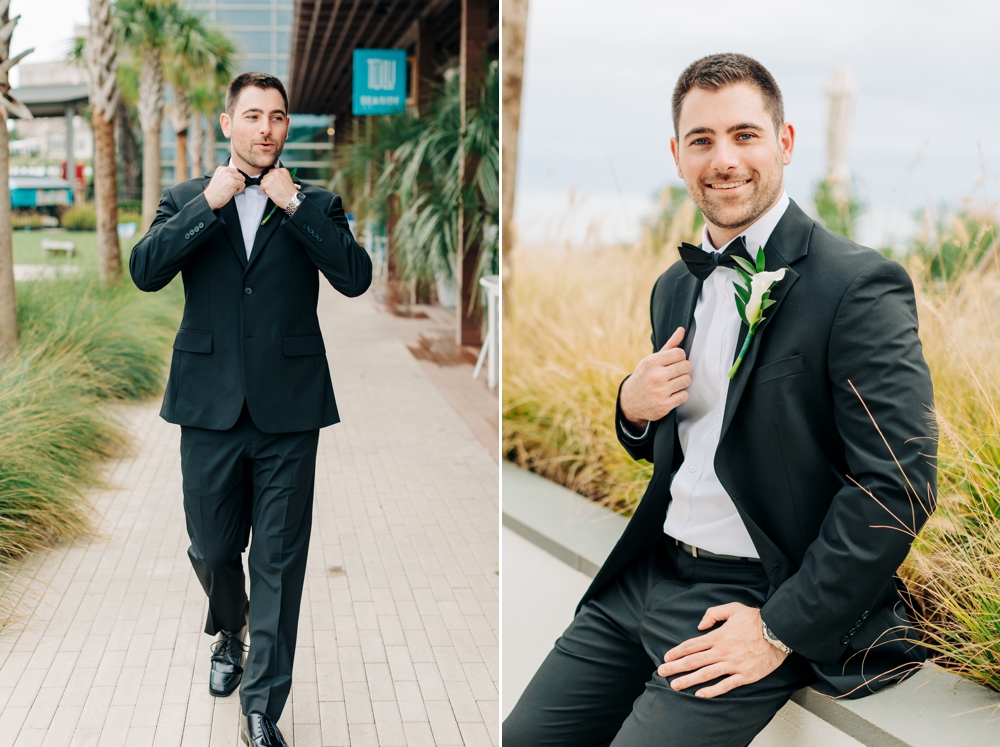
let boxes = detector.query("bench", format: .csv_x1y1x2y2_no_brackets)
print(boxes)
502,462,1000,746
40,238,75,257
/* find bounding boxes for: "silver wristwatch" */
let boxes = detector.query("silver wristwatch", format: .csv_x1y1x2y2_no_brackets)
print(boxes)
763,622,792,655
284,192,305,216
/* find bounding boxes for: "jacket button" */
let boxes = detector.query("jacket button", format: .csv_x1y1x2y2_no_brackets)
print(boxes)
198,221,204,228
244,287,253,295
861,610,869,619
184,231,191,239
841,636,850,645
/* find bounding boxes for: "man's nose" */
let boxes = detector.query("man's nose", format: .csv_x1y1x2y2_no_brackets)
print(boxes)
710,140,740,173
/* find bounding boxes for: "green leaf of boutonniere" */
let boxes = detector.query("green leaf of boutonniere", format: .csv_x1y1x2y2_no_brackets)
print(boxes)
755,247,766,273
734,283,751,304
735,294,748,324
733,256,757,276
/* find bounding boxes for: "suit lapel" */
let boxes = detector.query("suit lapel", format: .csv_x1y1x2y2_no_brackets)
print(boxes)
218,200,249,268
720,200,813,439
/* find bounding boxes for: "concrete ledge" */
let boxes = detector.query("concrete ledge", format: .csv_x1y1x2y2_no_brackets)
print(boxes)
502,461,1000,747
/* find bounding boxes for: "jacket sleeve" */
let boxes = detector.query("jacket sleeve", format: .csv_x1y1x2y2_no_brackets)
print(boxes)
760,258,937,664
284,191,372,298
129,189,222,292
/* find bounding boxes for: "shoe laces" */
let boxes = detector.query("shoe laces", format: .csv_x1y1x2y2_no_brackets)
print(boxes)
211,633,248,662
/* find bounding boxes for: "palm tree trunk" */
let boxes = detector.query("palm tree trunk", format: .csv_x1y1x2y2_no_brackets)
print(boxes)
86,0,121,284
203,114,217,173
189,112,203,177
92,111,120,283
137,46,164,230
174,129,188,183
0,108,16,355
501,0,529,311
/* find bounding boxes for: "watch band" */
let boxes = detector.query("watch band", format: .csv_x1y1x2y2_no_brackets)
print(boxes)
763,622,792,655
284,192,305,217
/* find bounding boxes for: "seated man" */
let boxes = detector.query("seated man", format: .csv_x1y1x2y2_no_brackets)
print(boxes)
503,53,937,747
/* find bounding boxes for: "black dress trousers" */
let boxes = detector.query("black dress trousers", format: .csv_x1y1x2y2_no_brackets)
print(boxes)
503,537,816,747
180,401,320,720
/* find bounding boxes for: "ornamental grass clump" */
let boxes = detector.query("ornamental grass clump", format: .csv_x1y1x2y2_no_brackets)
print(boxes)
0,278,178,567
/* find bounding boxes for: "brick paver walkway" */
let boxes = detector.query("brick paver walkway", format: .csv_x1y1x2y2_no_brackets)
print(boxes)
0,282,499,747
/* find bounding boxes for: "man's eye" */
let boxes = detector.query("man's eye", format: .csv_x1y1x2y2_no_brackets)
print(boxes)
738,133,754,141
692,138,709,146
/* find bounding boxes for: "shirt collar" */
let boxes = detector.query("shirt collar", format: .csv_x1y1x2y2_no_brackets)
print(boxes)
701,190,790,256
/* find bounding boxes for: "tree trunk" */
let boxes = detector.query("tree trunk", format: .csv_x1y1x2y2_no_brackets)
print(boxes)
116,101,141,200
189,112,203,177
93,110,120,284
502,0,529,313
0,107,16,355
137,46,164,230
141,119,162,230
175,129,188,183
203,113,217,173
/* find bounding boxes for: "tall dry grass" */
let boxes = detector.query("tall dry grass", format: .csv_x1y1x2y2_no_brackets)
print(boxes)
0,277,180,602
503,201,1000,689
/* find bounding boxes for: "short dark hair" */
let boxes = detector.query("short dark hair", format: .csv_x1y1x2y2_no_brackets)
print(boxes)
671,54,784,136
225,72,289,116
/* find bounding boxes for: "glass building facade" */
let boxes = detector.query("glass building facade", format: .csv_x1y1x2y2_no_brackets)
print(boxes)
161,0,333,186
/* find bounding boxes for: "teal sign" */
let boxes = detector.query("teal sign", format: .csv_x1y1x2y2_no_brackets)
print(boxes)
352,49,407,115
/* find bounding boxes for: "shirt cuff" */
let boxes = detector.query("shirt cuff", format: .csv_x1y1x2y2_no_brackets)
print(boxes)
620,419,651,440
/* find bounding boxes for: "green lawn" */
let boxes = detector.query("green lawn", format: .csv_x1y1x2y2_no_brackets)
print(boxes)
13,229,141,277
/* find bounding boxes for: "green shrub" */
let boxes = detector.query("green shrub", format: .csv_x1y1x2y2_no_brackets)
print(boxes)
117,211,142,228
61,204,97,231
12,211,47,230
0,278,180,568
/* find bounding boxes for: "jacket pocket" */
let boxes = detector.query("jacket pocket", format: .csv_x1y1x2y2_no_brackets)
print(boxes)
283,334,326,357
173,329,213,354
752,353,805,387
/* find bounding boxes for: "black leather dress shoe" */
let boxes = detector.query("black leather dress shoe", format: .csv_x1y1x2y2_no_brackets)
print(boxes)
240,712,286,747
209,625,247,697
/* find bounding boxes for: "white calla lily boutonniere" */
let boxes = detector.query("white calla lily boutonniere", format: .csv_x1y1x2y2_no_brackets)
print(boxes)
729,247,786,378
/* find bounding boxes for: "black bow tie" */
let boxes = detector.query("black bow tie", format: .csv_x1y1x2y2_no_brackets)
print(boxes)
678,235,753,280
238,166,271,186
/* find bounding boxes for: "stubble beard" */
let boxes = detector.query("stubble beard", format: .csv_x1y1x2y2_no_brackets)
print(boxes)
688,159,784,231
233,137,284,171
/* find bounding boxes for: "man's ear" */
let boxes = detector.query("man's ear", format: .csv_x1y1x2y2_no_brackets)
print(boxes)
779,122,795,166
670,136,682,178
220,112,231,139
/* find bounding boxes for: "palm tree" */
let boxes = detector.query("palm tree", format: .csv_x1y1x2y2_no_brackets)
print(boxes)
117,0,187,230
85,0,121,284
0,0,32,356
167,25,235,183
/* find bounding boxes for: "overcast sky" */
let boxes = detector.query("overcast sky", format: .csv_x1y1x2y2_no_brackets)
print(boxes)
515,0,1000,247
9,0,88,82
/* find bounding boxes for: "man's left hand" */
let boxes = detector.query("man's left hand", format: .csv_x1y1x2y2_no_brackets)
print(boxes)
657,603,788,698
259,168,299,210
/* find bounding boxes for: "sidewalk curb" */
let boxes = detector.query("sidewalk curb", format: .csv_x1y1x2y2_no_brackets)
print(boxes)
501,461,1000,747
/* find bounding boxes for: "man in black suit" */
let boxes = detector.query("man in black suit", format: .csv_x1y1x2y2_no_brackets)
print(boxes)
130,72,371,747
504,54,937,746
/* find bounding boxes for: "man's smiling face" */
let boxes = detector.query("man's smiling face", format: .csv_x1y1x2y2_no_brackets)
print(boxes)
220,85,290,173
670,83,794,235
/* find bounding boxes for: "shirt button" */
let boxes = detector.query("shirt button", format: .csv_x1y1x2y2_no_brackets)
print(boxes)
676,506,684,515
244,287,253,295
688,465,696,473
715,411,722,420
709,355,717,363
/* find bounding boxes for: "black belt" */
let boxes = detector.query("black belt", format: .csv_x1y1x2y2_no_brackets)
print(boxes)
674,538,762,564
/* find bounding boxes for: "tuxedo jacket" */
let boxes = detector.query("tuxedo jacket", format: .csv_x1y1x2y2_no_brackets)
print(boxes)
130,174,372,433
585,199,937,698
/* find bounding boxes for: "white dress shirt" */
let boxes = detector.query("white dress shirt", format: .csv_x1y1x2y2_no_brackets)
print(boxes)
229,158,271,258
628,192,790,557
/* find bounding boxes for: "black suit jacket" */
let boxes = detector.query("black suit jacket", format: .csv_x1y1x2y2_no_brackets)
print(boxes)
583,199,937,698
130,174,372,433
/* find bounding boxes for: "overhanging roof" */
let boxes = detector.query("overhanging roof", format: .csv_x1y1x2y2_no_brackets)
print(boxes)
8,84,89,118
288,0,497,116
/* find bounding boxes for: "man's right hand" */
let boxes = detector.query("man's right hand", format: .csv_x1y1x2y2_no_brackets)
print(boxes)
203,166,246,210
620,326,691,432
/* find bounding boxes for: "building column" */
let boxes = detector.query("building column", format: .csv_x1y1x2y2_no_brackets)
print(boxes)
456,0,489,346
65,104,77,200
414,20,436,111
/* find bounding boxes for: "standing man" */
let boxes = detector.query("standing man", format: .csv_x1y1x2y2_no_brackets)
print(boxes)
131,72,371,747
504,54,937,746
